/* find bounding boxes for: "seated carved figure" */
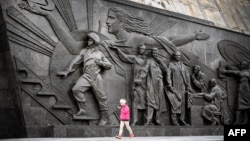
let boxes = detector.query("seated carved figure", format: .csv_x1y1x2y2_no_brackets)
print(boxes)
191,65,207,93
199,79,227,125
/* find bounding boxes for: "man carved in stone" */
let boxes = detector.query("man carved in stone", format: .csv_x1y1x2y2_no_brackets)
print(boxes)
220,61,250,125
191,65,207,93
144,48,168,125
166,51,192,126
57,32,112,125
110,45,148,126
199,79,226,125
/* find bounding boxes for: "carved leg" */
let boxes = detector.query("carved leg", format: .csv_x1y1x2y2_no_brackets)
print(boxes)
74,101,86,116
155,110,163,126
73,92,87,116
131,108,138,126
72,81,89,116
144,106,154,126
180,102,189,126
98,110,109,126
171,113,179,126
211,117,219,126
234,110,243,125
242,111,248,125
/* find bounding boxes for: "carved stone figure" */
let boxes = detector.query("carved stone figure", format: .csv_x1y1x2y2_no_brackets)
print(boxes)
166,51,192,126
104,7,210,55
57,32,112,125
191,65,207,93
144,48,168,125
199,79,226,125
110,45,148,126
220,61,250,125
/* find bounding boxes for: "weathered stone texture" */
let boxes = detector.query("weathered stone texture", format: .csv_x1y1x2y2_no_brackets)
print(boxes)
130,0,250,34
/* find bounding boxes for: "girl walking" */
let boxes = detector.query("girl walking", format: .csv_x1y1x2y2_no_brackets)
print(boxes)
116,98,134,139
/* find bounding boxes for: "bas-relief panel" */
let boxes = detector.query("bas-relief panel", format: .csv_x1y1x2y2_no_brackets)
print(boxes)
1,0,250,128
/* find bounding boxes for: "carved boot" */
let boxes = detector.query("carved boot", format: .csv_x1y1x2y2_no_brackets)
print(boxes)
74,102,86,116
98,110,109,126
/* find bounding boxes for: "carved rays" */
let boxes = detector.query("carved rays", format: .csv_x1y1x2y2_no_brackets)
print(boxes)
7,22,54,57
7,6,57,47
54,0,78,31
6,0,78,56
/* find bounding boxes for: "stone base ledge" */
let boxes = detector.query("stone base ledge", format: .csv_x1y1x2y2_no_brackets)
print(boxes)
44,125,223,137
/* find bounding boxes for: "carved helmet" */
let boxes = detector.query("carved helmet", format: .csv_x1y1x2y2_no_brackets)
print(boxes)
87,32,100,45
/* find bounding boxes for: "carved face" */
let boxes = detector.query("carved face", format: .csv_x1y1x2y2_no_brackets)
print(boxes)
138,45,146,54
87,38,95,47
240,61,248,70
193,66,200,73
106,10,123,34
209,79,216,88
152,49,158,58
174,51,181,61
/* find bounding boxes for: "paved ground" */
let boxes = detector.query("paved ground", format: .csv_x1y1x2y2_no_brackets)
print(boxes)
0,136,223,141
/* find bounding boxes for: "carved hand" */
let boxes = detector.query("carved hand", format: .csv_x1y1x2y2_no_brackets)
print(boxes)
187,86,194,93
95,59,103,66
134,79,142,85
168,86,181,101
195,30,210,40
57,71,68,79
198,93,204,96
219,68,226,74
18,3,49,16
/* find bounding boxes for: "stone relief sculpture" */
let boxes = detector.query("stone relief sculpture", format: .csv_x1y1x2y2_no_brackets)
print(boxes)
165,51,193,126
199,79,226,125
191,65,207,93
18,1,211,126
110,44,148,126
220,61,250,125
57,32,112,125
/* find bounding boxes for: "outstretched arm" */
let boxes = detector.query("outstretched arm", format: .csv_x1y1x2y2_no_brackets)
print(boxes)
110,47,136,63
57,51,83,78
45,13,83,54
220,69,240,76
168,31,210,47
154,57,168,73
20,4,83,54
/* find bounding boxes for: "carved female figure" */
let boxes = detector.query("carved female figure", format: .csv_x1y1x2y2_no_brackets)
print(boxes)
220,61,250,125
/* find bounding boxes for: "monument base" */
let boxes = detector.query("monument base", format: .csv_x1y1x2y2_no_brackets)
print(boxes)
25,125,223,137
